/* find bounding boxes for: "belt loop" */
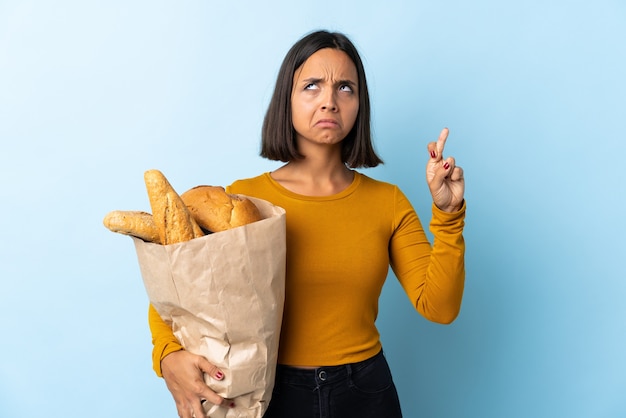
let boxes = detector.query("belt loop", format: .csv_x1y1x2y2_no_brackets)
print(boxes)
346,363,353,379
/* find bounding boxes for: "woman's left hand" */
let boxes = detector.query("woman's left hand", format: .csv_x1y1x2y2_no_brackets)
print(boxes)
426,128,465,212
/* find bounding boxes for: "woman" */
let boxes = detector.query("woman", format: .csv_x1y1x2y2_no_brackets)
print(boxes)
149,30,466,418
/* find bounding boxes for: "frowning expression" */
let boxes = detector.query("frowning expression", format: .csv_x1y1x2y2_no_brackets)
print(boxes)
291,48,359,150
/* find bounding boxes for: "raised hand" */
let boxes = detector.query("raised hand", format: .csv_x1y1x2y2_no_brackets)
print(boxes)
426,128,465,212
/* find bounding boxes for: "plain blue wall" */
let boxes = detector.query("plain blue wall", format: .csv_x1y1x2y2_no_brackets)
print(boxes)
1,1,624,417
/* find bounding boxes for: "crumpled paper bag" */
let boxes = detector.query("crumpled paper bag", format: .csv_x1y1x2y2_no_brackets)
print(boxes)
132,196,286,418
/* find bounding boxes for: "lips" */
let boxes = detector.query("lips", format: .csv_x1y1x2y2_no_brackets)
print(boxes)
315,119,340,128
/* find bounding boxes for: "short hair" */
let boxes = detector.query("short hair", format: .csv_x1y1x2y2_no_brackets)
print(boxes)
260,30,383,168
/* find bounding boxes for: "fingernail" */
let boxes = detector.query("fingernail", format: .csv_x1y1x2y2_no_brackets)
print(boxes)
443,162,450,170
229,402,236,408
430,150,436,159
216,371,223,379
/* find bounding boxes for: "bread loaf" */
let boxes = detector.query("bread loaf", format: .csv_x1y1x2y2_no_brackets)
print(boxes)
144,169,204,244
103,210,161,243
181,185,262,232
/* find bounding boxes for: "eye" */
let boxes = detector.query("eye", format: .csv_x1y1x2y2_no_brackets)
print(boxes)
339,84,354,93
304,83,318,90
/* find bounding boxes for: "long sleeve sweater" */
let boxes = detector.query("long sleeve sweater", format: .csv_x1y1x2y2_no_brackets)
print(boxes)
149,171,465,375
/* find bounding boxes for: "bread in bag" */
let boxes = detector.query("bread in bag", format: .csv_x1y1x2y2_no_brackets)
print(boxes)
144,169,204,244
103,210,161,244
181,185,262,233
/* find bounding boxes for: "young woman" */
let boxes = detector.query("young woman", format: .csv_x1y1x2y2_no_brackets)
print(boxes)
148,30,466,418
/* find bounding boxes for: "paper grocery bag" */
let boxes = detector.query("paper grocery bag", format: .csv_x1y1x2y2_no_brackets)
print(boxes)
132,196,286,418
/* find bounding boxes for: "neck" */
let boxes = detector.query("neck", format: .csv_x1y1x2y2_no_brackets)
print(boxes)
271,156,354,197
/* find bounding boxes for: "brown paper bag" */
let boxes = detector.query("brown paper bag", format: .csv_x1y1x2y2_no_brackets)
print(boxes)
132,196,286,418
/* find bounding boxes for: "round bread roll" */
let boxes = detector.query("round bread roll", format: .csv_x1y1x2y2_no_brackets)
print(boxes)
181,185,262,232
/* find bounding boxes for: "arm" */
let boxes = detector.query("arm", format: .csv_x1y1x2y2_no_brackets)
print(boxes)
148,303,183,376
390,128,466,323
389,195,465,324
148,304,228,417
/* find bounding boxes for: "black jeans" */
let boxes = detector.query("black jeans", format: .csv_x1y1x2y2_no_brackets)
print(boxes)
263,350,403,418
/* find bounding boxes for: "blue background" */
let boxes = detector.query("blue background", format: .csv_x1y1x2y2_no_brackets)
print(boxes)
1,1,625,417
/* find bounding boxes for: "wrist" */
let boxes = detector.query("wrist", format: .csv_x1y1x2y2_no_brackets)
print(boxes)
434,199,465,214
436,203,462,213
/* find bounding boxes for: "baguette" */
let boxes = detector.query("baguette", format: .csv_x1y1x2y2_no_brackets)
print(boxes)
181,185,262,232
103,210,161,243
144,169,204,244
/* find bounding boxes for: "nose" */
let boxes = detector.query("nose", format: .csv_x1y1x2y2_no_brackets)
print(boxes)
320,90,337,111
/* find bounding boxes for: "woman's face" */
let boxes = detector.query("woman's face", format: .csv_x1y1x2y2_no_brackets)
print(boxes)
291,48,359,151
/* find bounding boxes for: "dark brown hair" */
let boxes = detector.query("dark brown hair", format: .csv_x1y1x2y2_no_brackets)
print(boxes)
260,30,383,168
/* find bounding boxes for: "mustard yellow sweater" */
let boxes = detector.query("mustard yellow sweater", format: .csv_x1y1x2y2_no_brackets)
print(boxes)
149,172,465,375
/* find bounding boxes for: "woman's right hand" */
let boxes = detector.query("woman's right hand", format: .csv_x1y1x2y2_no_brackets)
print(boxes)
161,350,226,418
